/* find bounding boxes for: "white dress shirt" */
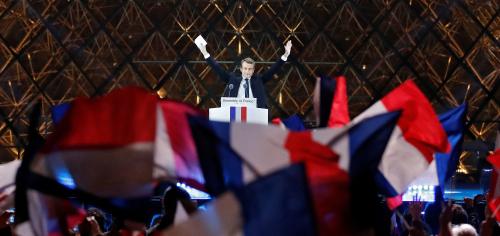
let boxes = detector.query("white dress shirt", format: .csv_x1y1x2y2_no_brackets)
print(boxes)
237,78,254,98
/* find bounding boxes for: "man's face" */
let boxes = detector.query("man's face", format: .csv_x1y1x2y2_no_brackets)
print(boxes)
240,61,255,79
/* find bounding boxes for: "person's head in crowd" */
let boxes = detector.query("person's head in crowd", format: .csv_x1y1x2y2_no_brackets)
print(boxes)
473,194,485,205
451,223,478,236
463,197,474,210
451,204,469,225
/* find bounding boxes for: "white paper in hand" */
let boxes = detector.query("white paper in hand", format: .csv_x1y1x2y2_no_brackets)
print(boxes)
195,35,207,47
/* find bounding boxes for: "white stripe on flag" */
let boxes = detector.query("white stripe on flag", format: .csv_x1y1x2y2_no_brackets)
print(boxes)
312,127,350,171
379,126,429,193
154,105,177,180
230,123,291,183
162,192,242,236
0,160,20,211
235,107,242,122
352,101,430,194
0,187,15,212
27,190,49,236
0,160,21,190
14,221,35,236
409,160,439,186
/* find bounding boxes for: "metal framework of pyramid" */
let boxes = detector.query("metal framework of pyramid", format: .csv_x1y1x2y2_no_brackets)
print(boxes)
0,1,498,176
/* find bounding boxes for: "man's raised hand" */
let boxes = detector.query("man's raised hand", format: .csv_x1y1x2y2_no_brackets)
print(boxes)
195,35,210,58
281,40,292,61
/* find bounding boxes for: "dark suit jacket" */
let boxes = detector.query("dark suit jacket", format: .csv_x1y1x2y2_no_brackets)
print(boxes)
206,56,285,108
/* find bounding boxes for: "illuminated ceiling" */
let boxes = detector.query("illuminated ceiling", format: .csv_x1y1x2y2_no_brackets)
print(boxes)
0,0,498,163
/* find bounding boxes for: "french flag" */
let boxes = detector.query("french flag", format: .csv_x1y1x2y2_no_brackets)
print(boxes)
387,104,467,209
190,111,400,235
487,132,500,221
24,86,207,227
44,87,206,196
230,106,248,122
410,104,467,192
352,80,450,197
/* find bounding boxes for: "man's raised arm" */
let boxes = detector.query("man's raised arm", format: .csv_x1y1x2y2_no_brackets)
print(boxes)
261,40,293,83
195,35,230,82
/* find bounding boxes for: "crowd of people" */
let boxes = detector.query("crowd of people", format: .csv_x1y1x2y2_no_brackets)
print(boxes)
395,194,499,236
0,188,499,235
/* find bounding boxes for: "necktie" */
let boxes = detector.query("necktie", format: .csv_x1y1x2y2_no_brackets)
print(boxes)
244,78,249,98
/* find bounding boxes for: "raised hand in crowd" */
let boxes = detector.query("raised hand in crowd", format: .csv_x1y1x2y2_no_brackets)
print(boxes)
479,205,500,236
408,195,429,236
439,201,453,236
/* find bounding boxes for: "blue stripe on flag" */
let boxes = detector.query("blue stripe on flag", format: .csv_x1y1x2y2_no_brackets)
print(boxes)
230,107,236,122
51,103,71,124
435,104,466,193
209,122,244,188
347,111,401,199
348,111,400,178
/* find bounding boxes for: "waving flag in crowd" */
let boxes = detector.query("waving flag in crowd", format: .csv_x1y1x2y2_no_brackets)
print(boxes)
410,104,467,192
352,80,450,197
13,87,206,235
314,75,350,128
387,104,467,209
190,111,400,235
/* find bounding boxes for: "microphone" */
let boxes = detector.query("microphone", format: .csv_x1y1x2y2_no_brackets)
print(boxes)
228,84,234,97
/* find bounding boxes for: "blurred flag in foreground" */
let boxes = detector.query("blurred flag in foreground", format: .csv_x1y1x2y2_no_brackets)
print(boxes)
190,111,400,235
162,164,316,236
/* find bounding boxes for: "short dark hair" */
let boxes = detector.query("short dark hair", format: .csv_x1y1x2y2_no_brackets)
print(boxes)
241,57,255,66
451,204,469,225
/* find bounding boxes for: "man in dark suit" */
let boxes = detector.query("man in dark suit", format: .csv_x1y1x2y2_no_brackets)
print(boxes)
195,39,292,108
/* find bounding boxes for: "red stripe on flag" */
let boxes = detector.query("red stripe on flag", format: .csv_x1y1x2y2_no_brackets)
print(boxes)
487,150,500,221
241,107,247,122
381,80,450,162
271,118,281,125
161,101,206,186
386,195,403,210
285,132,352,235
328,76,350,127
41,87,158,152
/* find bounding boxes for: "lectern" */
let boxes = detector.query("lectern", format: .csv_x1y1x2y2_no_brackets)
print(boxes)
209,97,268,125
